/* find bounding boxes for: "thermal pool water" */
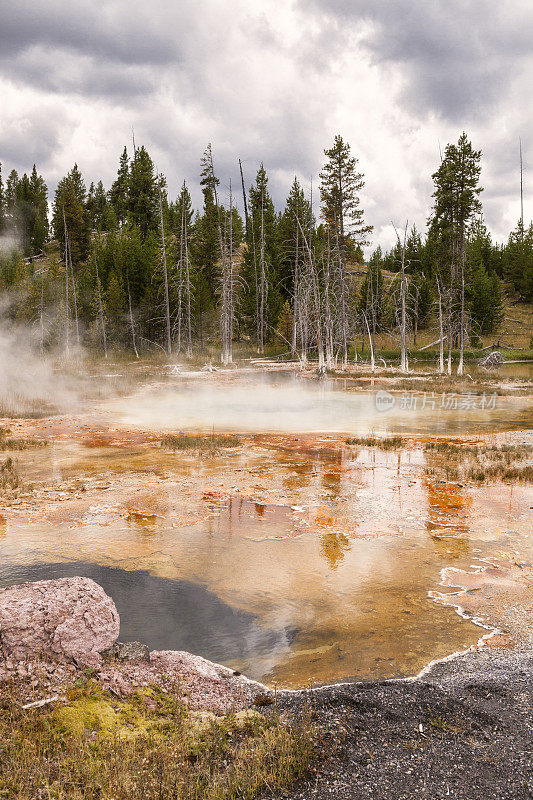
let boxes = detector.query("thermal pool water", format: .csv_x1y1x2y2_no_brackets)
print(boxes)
0,371,531,686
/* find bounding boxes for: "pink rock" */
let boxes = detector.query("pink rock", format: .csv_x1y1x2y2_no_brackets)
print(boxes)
0,577,120,668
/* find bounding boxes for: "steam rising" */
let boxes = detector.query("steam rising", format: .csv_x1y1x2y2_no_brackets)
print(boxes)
0,322,78,415
103,374,528,435
103,377,397,434
0,234,20,257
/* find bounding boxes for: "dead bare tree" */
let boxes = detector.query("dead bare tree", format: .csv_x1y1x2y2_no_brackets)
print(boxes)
62,207,70,355
39,266,46,356
158,189,172,357
93,245,107,359
393,222,409,373
125,271,139,358
297,216,324,369
239,159,250,240
182,192,193,359
363,311,375,372
291,219,299,358
227,182,234,363
220,183,234,365
435,276,445,373
258,189,267,355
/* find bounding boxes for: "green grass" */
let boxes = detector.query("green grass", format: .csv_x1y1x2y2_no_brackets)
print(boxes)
424,442,533,483
0,679,314,800
160,433,242,452
346,435,404,450
0,457,20,492
0,428,48,451
0,396,59,419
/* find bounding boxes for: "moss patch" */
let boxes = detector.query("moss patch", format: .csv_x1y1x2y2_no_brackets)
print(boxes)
0,679,314,799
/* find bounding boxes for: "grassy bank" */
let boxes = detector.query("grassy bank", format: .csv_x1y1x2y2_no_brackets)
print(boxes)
424,442,533,483
160,433,241,453
0,679,314,800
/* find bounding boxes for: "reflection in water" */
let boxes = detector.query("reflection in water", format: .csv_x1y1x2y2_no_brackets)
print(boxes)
319,530,351,570
0,561,295,664
424,479,472,538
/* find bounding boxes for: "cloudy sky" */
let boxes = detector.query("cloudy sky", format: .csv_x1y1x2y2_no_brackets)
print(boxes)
0,0,530,250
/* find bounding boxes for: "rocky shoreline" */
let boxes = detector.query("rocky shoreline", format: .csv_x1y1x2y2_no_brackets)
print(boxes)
1,576,531,799
0,577,269,713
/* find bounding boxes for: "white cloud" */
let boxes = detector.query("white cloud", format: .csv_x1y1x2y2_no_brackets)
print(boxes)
0,0,529,252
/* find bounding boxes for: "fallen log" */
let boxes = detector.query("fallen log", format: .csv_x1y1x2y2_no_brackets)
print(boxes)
417,336,447,351
22,695,59,710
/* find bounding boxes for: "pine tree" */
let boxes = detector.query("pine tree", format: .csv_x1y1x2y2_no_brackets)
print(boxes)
278,176,313,299
503,219,533,302
5,170,19,209
319,135,372,253
429,132,483,373
241,164,281,351
278,177,314,356
173,181,195,356
0,166,48,256
358,260,384,349
466,217,501,277
407,272,432,342
127,146,160,239
405,225,423,272
109,147,130,227
0,163,5,234
469,263,503,334
86,180,110,231
320,136,372,368
52,166,91,265
105,270,126,343
196,147,221,293
28,165,48,253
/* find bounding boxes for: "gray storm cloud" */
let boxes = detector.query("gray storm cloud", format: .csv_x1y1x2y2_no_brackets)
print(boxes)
0,0,529,248
303,0,533,121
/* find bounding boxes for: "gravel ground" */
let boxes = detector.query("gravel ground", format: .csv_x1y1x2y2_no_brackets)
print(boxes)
264,648,533,800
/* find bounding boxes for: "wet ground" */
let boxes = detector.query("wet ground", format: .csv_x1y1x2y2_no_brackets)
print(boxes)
1,368,532,688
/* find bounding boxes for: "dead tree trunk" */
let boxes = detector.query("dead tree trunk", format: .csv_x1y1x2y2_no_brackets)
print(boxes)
183,204,193,359
298,217,324,369
69,257,80,348
394,222,409,373
176,202,184,355
446,288,453,376
126,272,139,358
39,267,45,355
291,221,299,358
239,159,250,241
220,181,234,365
457,259,465,376
159,190,172,357
363,312,375,372
436,277,445,374
62,207,70,356
94,246,107,359
258,191,266,355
